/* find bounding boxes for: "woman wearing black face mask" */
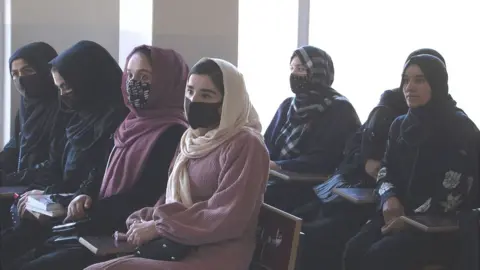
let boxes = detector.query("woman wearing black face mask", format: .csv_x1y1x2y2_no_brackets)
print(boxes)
0,42,70,229
0,40,128,269
263,45,361,213
0,42,69,182
343,54,479,270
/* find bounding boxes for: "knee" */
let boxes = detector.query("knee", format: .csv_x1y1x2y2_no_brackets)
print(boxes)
342,236,367,270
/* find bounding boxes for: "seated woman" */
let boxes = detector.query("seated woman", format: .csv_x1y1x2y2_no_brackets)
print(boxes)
263,45,360,213
293,48,445,270
343,54,478,270
0,42,69,228
0,40,128,269
84,58,269,270
6,46,190,270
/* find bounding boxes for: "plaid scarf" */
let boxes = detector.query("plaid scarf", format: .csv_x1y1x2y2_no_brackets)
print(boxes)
275,46,343,159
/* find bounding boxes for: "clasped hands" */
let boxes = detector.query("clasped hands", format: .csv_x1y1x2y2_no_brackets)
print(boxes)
114,219,160,246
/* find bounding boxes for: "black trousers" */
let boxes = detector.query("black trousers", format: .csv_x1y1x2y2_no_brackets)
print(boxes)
1,218,54,269
0,197,14,230
293,200,373,270
7,241,109,270
343,217,459,270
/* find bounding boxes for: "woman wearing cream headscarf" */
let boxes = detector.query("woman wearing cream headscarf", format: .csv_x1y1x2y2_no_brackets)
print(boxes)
85,58,269,270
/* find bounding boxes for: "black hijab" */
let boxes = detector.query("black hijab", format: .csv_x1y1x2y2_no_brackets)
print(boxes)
8,42,66,171
379,48,448,115
50,40,128,151
399,54,458,146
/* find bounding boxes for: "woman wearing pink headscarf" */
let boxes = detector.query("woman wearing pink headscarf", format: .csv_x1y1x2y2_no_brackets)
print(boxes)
10,46,189,270
85,58,269,270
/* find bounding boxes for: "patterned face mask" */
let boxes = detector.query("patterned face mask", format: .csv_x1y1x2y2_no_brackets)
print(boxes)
126,79,151,109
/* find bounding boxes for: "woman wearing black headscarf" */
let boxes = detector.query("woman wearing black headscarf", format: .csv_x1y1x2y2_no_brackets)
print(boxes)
0,42,67,183
343,54,478,270
263,46,361,213
0,42,69,229
292,49,447,270
0,40,128,269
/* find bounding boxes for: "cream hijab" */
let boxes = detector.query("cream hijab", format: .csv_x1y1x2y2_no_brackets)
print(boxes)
165,58,262,207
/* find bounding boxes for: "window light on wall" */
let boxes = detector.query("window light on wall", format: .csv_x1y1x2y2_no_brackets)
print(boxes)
309,0,480,124
238,0,299,131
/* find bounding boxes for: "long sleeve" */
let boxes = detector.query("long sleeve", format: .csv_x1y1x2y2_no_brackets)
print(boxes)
0,111,21,175
43,135,114,195
275,101,360,174
436,124,479,213
376,118,403,210
86,125,185,233
151,132,269,246
361,105,400,161
263,99,290,160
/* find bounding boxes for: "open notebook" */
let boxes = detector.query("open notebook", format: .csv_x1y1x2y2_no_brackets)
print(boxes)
332,188,375,204
400,215,460,233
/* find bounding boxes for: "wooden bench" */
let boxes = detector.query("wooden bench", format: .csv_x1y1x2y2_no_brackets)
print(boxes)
250,203,303,270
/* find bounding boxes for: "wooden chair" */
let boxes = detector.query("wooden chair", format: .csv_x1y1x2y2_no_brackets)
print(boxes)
269,169,328,184
250,203,303,270
0,185,28,199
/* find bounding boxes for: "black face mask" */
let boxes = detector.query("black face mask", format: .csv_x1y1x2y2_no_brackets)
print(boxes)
185,98,222,129
290,74,311,95
14,74,48,98
126,79,151,109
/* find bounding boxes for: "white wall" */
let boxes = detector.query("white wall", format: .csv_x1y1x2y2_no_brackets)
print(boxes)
1,0,121,148
0,0,241,148
152,0,239,67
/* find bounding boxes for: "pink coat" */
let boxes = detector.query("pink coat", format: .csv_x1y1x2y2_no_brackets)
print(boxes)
85,130,269,270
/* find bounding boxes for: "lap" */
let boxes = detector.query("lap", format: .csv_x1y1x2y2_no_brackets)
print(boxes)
345,217,459,270
19,246,95,270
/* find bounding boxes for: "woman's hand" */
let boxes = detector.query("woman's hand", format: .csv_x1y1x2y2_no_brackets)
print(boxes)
382,196,405,226
126,220,160,246
64,195,92,222
269,161,280,170
18,189,44,217
365,159,381,179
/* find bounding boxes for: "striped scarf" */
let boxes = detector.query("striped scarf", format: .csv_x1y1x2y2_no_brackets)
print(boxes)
275,46,343,159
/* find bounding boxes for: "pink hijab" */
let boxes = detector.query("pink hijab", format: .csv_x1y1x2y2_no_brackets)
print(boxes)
99,45,189,199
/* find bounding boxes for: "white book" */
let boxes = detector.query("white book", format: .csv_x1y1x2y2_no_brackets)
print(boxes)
26,194,72,211
25,203,66,217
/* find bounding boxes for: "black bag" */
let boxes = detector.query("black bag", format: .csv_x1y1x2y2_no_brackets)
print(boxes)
135,238,195,261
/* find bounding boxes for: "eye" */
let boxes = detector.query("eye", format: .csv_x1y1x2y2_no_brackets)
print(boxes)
414,78,425,84
127,72,133,80
140,74,150,82
186,89,193,95
201,94,211,99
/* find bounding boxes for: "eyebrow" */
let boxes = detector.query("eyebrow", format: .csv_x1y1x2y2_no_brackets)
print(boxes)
200,88,218,95
403,74,425,78
126,68,152,74
186,85,218,95
11,65,33,72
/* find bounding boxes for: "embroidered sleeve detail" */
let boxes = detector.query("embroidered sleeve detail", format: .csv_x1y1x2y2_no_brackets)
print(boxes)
414,198,432,213
467,176,474,193
376,167,387,182
442,170,461,189
378,182,394,196
440,193,462,212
